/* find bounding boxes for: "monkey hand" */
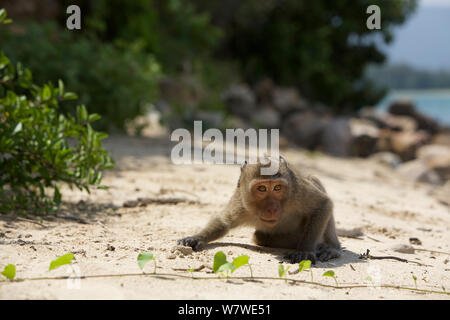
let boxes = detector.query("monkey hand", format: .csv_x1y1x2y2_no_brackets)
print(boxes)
177,236,205,251
283,251,316,264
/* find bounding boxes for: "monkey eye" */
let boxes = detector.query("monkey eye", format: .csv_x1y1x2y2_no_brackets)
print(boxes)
257,185,267,192
273,184,282,191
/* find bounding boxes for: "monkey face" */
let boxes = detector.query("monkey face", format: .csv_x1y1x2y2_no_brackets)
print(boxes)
249,179,287,227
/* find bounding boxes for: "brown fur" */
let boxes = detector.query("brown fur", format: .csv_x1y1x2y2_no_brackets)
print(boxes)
177,157,341,263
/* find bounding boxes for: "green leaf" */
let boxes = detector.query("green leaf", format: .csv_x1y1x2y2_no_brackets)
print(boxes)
1,264,16,280
231,255,249,272
137,252,154,270
213,251,227,273
217,262,236,275
298,260,311,272
88,113,101,122
49,253,74,271
42,85,52,100
278,264,289,278
63,92,78,100
322,270,335,278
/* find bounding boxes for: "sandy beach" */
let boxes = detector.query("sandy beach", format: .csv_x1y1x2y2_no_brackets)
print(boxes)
0,134,449,300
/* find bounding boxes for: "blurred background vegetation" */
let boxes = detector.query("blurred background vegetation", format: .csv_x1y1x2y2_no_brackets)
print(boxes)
0,0,419,131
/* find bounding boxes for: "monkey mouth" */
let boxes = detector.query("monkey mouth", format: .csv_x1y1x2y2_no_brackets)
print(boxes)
260,217,278,226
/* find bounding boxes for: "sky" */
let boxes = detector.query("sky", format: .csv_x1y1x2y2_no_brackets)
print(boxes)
383,0,450,70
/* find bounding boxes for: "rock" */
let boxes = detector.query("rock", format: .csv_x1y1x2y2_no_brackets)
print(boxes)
386,130,430,161
222,84,256,120
388,100,440,134
349,119,380,157
123,200,138,208
167,254,176,259
319,118,380,157
358,107,390,128
409,237,422,245
369,152,401,168
195,110,225,128
416,144,450,181
396,159,442,185
383,114,417,132
273,87,307,114
106,244,115,251
432,131,450,146
282,110,330,149
430,181,450,206
251,107,280,128
254,78,275,105
171,245,193,256
391,244,415,254
320,117,353,157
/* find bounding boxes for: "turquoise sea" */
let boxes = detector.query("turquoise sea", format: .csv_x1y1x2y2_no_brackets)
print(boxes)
377,89,450,126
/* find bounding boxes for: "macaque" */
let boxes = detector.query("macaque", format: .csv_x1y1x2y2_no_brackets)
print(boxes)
178,157,341,263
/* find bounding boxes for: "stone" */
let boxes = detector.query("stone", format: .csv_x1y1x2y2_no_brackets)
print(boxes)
388,100,440,134
320,117,353,157
391,244,415,254
369,152,401,168
251,107,280,128
171,245,193,256
396,159,442,185
273,87,307,114
282,110,330,150
222,84,256,120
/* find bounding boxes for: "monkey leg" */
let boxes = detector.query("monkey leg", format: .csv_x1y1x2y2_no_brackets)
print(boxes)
284,200,334,264
316,216,341,261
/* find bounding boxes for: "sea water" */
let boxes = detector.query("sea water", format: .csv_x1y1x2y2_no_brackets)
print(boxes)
377,89,450,126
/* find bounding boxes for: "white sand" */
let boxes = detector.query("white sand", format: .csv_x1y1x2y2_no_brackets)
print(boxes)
0,134,449,299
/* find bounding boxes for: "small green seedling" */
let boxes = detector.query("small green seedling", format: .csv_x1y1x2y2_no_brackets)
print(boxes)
1,264,16,280
365,275,374,285
278,264,290,283
323,270,338,286
412,274,418,289
232,255,252,278
213,251,251,278
49,253,74,271
188,268,195,278
137,252,156,274
298,260,313,282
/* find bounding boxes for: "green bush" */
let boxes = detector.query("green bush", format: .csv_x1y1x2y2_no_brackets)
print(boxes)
0,22,160,131
0,9,114,215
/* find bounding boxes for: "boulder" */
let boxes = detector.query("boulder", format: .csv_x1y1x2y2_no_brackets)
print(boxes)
282,110,330,149
396,159,442,185
432,131,450,146
251,107,280,128
194,110,225,128
273,87,308,114
320,117,353,157
254,78,275,105
378,130,430,161
383,114,417,132
349,119,380,157
388,100,440,134
416,144,450,181
222,84,256,120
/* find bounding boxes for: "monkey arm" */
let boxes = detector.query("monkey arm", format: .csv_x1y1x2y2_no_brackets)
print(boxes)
178,192,247,250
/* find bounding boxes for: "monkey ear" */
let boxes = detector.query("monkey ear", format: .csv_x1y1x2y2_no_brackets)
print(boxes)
279,156,286,164
241,160,248,170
